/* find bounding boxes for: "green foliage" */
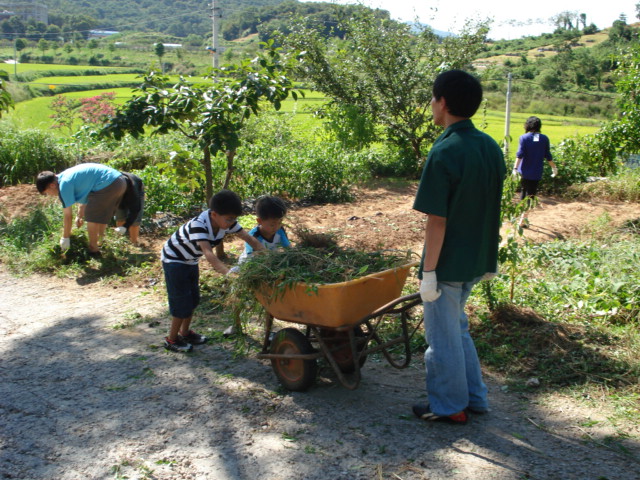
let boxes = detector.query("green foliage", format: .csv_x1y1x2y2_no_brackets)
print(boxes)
0,69,13,117
0,203,156,278
49,94,80,132
135,164,204,218
231,140,367,203
483,175,536,308
0,125,72,186
514,239,640,325
101,41,298,199
317,103,377,151
284,10,489,168
233,246,412,300
0,203,58,251
566,167,640,201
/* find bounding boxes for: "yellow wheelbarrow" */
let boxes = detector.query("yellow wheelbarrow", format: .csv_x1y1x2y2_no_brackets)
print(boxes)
255,261,422,391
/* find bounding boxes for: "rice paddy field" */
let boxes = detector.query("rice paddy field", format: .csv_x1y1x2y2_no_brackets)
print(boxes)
2,63,602,148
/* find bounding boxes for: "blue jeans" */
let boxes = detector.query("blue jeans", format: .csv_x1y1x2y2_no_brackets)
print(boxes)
422,276,488,416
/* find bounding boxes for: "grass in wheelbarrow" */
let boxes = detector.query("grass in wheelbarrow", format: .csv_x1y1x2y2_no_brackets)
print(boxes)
232,245,415,301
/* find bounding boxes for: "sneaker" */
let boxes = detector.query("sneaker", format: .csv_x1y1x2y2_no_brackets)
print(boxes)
412,403,468,424
180,330,207,345
164,336,193,352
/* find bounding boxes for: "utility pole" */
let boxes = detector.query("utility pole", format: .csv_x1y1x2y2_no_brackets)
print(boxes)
211,0,221,70
504,72,512,159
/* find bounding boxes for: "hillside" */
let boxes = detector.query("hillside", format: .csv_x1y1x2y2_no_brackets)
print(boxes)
45,0,284,37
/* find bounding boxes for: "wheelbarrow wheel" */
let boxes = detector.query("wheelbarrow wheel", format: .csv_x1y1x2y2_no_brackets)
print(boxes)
270,328,317,391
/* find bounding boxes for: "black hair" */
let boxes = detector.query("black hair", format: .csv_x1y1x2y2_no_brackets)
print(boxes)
36,171,56,194
255,195,287,220
209,189,242,216
432,69,483,118
524,116,542,133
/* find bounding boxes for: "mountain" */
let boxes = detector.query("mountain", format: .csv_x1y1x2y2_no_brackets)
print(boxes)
45,0,285,37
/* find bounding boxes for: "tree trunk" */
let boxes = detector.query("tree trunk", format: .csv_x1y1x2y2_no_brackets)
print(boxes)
214,149,237,260
203,144,213,203
223,149,236,189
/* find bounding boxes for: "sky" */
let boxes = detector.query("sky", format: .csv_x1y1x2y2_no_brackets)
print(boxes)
302,0,639,40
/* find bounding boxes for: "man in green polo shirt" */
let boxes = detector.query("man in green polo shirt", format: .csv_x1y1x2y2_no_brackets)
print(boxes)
412,70,506,424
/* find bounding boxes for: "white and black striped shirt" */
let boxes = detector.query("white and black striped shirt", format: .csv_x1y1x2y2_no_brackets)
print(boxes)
161,210,242,265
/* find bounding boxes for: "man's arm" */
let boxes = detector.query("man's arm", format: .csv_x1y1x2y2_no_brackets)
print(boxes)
62,206,73,238
198,240,230,275
422,214,446,272
237,230,266,252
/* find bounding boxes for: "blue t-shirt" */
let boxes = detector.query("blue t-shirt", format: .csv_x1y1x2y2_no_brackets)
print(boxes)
516,132,552,180
238,226,290,264
57,163,122,208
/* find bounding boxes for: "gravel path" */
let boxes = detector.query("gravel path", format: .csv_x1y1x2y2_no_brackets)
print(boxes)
1,269,638,480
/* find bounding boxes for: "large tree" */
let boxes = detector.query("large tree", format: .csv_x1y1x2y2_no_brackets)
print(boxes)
283,11,489,169
0,70,13,118
101,42,298,202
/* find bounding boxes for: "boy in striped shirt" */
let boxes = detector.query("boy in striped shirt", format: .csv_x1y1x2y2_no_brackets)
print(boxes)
161,190,265,352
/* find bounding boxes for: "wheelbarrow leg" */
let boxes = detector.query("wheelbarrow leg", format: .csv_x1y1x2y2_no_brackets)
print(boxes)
312,326,362,390
364,311,412,369
261,313,274,354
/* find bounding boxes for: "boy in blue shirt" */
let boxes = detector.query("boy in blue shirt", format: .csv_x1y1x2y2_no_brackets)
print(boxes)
37,163,126,256
161,190,265,352
237,195,290,266
225,195,290,336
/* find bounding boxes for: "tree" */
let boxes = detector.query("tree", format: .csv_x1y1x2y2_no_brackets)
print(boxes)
37,39,49,56
101,41,298,203
0,70,13,118
283,10,489,170
14,38,27,53
154,42,165,73
609,44,640,155
609,18,635,43
49,95,80,133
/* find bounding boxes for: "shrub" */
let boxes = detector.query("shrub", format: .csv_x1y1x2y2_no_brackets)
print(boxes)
135,164,205,218
231,141,368,203
0,125,72,186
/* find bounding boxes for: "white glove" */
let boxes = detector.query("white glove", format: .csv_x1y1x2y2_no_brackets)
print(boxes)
228,266,240,275
481,271,497,281
114,226,127,235
420,271,441,302
511,168,519,178
59,237,70,252
551,165,558,178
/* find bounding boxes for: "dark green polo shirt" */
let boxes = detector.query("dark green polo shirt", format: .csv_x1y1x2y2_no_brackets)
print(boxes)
413,119,506,282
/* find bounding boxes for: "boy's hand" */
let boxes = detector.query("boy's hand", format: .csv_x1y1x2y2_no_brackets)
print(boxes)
75,216,84,228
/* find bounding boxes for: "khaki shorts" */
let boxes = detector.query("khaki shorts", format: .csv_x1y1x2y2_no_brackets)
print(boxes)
84,175,127,224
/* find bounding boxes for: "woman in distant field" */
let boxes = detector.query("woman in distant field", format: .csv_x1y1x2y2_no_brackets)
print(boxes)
513,116,557,228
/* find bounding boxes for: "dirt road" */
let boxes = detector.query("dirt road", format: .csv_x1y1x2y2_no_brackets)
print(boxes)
1,269,639,480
